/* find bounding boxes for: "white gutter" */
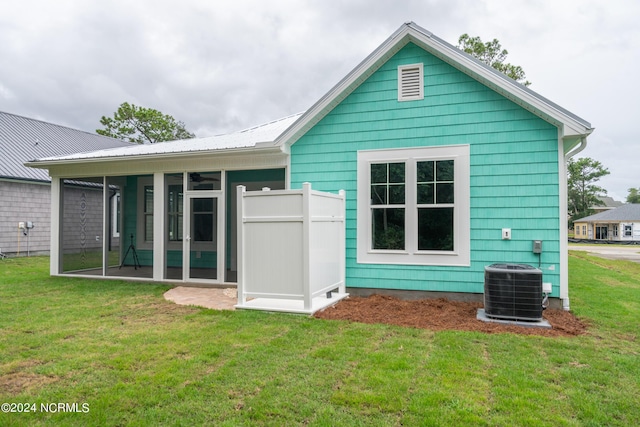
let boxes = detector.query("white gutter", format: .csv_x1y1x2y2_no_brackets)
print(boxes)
564,136,588,160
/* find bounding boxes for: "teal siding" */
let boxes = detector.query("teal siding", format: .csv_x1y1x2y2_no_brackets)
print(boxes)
290,43,561,297
122,175,153,267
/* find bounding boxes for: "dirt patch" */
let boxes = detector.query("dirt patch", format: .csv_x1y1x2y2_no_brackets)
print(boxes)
314,295,587,337
0,372,58,394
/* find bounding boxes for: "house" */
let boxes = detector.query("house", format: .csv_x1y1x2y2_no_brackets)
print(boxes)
573,204,640,241
592,196,624,214
26,22,593,310
0,111,132,257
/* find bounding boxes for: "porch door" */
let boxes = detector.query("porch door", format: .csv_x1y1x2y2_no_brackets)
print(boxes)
184,194,221,281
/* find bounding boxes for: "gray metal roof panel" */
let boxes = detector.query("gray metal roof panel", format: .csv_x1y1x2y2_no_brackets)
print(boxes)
0,111,132,182
577,204,640,222
29,112,302,164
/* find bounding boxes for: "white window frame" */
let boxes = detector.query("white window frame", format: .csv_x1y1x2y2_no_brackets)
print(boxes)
357,144,470,266
398,63,424,101
137,177,154,249
112,192,120,238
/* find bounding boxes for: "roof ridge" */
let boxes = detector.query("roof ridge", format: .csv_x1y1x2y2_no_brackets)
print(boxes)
236,112,304,134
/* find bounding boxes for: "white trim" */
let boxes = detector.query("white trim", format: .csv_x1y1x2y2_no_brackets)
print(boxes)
357,144,470,266
137,176,155,250
111,192,120,238
102,176,109,275
153,172,165,281
50,177,61,275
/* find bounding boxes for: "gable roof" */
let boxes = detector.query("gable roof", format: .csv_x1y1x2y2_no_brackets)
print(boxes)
275,21,593,150
26,113,301,167
1,111,132,182
26,22,593,169
594,196,625,209
577,204,640,222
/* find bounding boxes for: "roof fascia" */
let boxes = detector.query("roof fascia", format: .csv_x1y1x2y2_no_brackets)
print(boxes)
25,144,284,170
277,22,593,150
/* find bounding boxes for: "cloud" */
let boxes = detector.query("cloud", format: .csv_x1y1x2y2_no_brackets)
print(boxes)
0,0,638,199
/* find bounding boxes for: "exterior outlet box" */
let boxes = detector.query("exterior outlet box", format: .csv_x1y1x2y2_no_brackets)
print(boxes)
502,228,511,240
533,240,543,254
18,222,25,229
542,282,553,294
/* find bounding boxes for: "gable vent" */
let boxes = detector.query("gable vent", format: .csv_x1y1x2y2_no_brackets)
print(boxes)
398,63,424,101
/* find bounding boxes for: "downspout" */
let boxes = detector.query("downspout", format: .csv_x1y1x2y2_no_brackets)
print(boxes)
565,136,588,160
561,136,588,311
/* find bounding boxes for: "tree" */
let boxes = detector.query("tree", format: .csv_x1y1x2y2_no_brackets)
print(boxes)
97,102,195,144
567,157,610,224
627,188,640,204
457,34,531,86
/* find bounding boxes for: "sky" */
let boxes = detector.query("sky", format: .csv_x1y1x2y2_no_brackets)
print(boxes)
1,0,638,201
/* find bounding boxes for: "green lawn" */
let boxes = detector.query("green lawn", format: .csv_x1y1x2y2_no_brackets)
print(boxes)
1,254,639,426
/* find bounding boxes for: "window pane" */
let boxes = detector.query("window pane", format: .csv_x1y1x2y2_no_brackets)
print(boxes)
417,183,434,204
418,207,453,251
168,185,183,212
389,163,405,183
372,208,405,250
417,161,434,182
168,213,184,241
388,184,405,204
193,198,214,212
145,215,154,242
193,214,214,241
371,184,387,205
436,160,454,181
371,164,387,183
188,172,221,190
436,183,454,204
169,214,177,241
144,187,154,213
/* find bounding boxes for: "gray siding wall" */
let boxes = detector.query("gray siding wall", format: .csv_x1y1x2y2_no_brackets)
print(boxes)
0,179,119,256
0,180,52,255
61,185,104,253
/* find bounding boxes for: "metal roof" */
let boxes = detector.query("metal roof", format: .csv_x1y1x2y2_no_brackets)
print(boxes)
1,111,132,182
577,204,640,222
28,112,302,165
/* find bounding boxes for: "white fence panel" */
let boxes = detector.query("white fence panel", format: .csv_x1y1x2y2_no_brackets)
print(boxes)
236,183,347,314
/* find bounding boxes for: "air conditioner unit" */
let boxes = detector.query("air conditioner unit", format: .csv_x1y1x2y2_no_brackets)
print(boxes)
484,263,543,321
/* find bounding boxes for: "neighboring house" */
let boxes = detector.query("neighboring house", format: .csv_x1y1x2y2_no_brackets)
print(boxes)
592,196,624,214
1,111,132,256
27,23,593,310
573,204,640,241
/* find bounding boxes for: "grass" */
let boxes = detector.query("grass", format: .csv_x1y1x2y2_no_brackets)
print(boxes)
1,254,639,426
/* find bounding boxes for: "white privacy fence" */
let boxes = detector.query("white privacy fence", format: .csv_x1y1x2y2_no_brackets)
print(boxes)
236,183,348,314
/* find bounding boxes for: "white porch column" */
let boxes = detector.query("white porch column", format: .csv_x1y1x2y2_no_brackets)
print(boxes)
153,172,165,281
50,176,62,275
102,176,109,276
302,182,311,312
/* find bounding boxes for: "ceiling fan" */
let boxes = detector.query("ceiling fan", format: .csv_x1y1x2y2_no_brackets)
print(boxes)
189,173,220,183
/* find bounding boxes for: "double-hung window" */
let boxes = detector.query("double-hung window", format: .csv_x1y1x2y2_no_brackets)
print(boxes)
357,145,470,266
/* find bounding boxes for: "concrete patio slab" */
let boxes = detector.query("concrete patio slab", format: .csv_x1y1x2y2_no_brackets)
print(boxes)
164,286,237,310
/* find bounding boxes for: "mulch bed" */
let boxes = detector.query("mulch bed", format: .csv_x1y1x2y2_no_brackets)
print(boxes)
314,295,588,337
